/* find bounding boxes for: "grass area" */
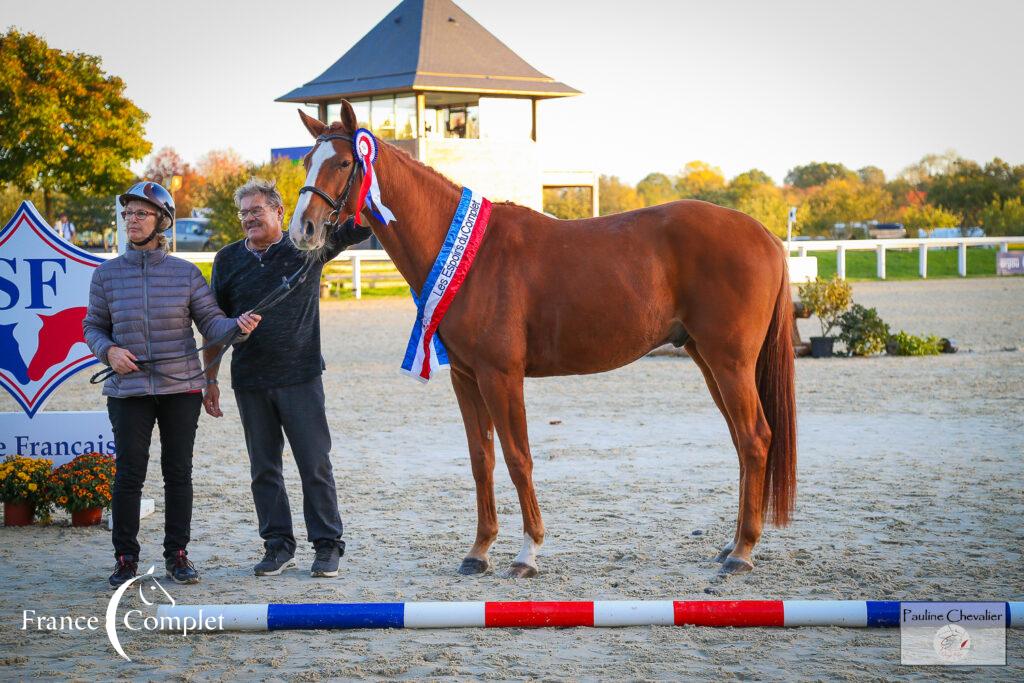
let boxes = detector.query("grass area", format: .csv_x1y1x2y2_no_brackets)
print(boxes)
796,247,1000,280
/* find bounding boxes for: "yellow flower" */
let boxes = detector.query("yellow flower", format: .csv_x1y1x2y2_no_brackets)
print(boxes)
27,483,37,492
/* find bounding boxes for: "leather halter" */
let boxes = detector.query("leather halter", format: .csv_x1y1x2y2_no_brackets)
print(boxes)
297,133,361,229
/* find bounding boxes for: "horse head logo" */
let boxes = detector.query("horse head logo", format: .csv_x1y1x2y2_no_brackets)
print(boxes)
0,201,104,416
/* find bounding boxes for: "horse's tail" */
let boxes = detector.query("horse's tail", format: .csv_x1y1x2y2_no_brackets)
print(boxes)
756,259,797,527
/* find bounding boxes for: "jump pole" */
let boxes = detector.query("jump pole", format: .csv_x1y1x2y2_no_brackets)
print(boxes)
158,600,1023,632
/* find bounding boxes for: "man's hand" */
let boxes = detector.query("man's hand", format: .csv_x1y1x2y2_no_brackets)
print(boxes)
203,383,223,418
236,312,261,334
107,346,139,375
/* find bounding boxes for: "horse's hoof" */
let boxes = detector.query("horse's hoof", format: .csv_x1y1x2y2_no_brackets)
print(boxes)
457,557,489,575
713,542,735,564
717,556,754,576
500,562,538,579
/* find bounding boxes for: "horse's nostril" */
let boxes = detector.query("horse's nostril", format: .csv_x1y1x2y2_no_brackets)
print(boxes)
304,221,315,239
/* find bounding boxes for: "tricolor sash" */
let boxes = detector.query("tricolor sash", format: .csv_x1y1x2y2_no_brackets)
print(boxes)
401,188,491,382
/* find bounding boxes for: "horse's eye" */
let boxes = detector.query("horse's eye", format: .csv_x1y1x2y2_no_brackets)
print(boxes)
340,160,351,168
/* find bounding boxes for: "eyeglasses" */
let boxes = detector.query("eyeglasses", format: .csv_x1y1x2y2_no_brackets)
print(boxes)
121,210,158,221
237,206,270,220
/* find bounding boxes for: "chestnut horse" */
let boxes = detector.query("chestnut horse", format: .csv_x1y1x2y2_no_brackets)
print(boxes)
290,102,796,578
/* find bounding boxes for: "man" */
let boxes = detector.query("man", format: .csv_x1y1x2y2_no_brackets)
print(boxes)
203,178,370,578
56,213,76,243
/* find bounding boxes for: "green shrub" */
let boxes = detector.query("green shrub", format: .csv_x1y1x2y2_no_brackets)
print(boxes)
837,304,890,356
797,275,853,337
886,331,944,356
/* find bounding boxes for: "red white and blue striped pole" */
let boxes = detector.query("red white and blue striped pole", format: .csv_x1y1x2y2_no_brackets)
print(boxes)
157,600,1023,632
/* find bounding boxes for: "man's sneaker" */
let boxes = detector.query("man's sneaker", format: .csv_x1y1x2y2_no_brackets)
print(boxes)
165,550,200,585
254,548,296,576
310,544,342,578
108,555,138,589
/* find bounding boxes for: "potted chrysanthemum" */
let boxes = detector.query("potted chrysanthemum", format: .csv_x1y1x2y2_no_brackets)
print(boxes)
0,455,54,526
49,452,115,526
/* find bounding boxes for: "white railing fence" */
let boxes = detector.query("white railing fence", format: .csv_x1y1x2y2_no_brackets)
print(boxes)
787,236,1021,280
95,237,1024,298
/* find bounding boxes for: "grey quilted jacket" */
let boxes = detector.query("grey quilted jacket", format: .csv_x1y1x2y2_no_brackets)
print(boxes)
83,248,239,397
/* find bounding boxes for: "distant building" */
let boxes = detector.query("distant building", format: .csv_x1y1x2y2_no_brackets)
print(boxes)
275,0,597,215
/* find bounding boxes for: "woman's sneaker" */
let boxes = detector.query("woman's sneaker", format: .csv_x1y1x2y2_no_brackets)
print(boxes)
165,550,200,584
109,555,138,588
254,548,296,576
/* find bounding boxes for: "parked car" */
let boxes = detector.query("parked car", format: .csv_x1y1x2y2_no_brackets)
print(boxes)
164,217,216,251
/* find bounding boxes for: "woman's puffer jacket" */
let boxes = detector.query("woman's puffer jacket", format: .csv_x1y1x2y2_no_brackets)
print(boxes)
83,248,239,397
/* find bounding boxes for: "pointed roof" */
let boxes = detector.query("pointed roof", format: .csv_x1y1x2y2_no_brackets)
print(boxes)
277,0,579,102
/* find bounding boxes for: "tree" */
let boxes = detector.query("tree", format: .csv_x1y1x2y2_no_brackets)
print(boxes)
197,149,247,186
784,162,857,189
858,166,886,186
927,157,1024,227
736,184,794,238
0,29,150,219
543,187,591,219
598,176,643,215
144,147,185,186
980,197,1024,236
636,172,677,207
200,158,307,244
803,178,894,236
730,169,774,188
897,203,962,235
675,161,726,201
898,150,960,187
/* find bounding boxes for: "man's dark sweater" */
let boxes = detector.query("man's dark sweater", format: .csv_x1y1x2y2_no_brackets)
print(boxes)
211,221,370,391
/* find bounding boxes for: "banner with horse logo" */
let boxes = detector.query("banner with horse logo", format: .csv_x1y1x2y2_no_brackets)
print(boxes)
0,201,105,417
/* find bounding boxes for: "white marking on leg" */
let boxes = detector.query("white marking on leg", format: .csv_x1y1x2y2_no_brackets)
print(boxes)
290,142,336,235
514,533,540,567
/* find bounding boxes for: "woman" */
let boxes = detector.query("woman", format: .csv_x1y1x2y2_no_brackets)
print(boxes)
83,181,261,588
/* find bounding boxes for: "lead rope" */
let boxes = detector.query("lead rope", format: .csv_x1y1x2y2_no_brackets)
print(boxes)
89,257,317,385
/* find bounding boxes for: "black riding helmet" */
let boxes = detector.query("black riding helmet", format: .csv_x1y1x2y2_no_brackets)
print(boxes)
119,181,175,246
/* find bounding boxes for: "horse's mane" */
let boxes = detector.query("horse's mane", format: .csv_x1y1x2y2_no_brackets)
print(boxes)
323,122,556,221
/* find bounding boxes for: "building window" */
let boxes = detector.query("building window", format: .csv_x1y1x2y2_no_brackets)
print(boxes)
395,96,416,140
326,103,341,124
351,99,370,129
370,96,395,140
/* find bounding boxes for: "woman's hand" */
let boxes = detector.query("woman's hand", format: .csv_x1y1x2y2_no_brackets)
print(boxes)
236,312,262,334
107,346,139,375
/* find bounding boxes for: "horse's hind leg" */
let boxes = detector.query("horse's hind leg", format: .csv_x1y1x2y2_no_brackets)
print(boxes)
451,368,498,575
686,341,741,563
476,369,544,578
700,353,772,575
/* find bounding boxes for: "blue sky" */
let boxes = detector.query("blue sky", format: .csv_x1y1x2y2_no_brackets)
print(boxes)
6,0,1023,184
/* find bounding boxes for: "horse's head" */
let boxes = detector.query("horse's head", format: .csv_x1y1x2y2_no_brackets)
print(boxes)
290,102,362,252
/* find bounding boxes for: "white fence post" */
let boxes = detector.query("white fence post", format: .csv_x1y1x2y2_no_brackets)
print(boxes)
919,243,928,279
798,245,807,258
1001,242,1009,253
352,253,362,300
958,242,967,277
876,244,886,280
836,245,846,280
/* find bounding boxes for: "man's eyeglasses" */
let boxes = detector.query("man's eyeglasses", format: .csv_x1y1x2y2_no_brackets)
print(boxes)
238,206,270,220
121,210,158,221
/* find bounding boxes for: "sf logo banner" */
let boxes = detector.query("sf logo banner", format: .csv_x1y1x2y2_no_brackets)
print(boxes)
0,202,105,417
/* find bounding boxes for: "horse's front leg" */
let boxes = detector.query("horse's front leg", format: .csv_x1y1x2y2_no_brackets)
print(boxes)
451,368,498,575
476,369,544,578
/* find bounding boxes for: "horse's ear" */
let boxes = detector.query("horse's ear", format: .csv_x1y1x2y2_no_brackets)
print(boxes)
340,100,358,132
298,109,326,138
